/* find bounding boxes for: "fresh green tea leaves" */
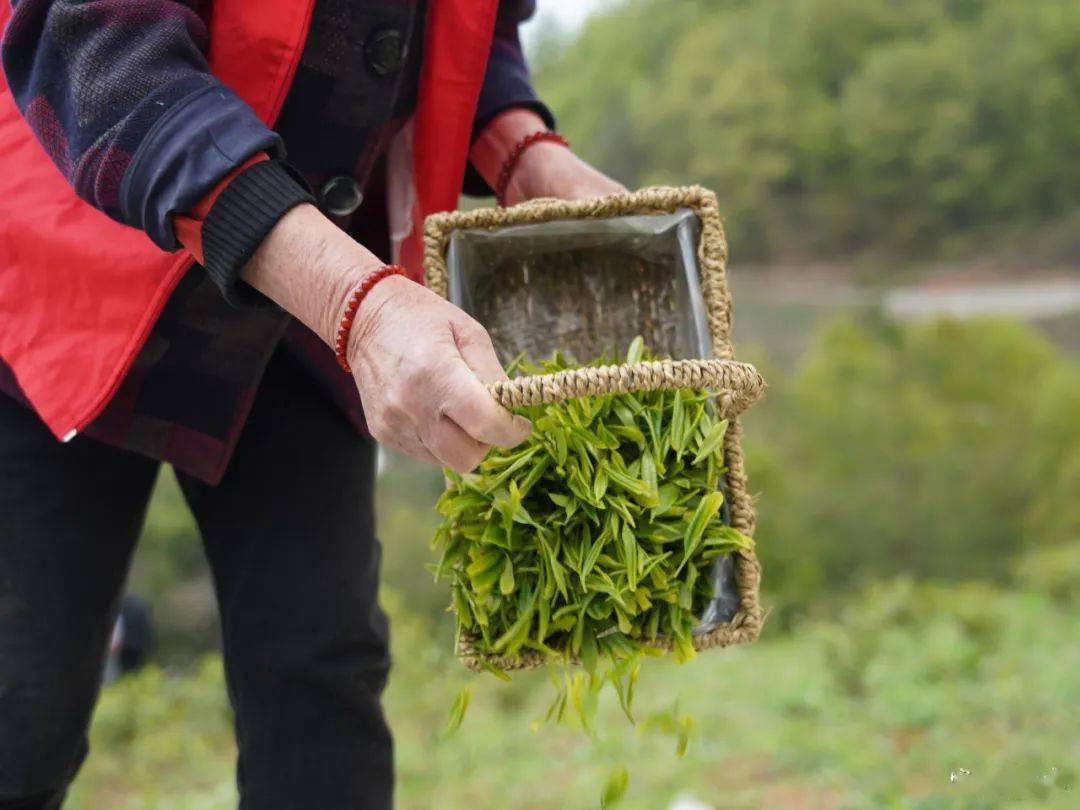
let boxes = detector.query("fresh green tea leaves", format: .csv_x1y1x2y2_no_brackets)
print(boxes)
499,558,516,595
476,659,512,682
600,766,629,808
682,491,727,570
692,418,729,465
432,343,754,746
676,713,695,757
441,687,471,739
639,701,696,757
670,390,685,455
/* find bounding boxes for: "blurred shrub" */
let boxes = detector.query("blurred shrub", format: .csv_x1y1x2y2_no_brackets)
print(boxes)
537,0,1080,261
1021,361,1080,549
67,656,236,810
130,470,204,593
1014,542,1080,604
127,471,219,659
72,575,1080,808
745,316,1080,605
813,577,1006,699
376,453,455,627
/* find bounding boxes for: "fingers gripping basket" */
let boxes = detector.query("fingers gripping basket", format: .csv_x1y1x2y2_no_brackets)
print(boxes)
424,186,765,671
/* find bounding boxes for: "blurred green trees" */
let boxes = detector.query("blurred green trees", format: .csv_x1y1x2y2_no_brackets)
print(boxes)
537,0,1080,261
747,317,1080,603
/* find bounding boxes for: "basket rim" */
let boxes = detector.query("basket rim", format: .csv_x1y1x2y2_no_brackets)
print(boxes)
488,357,765,417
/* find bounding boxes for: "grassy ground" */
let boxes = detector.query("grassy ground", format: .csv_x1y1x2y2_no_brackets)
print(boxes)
67,577,1078,809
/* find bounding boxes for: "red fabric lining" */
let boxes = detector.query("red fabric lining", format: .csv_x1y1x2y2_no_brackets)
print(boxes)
398,0,500,277
173,152,269,263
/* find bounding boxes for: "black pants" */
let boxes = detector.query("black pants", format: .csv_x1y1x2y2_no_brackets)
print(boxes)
0,351,392,809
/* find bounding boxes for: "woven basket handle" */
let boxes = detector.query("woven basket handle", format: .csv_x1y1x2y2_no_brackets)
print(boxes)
487,358,764,416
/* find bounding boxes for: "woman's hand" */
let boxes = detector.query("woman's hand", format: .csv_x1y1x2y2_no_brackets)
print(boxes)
501,141,626,206
470,108,626,206
347,275,531,470
242,204,530,472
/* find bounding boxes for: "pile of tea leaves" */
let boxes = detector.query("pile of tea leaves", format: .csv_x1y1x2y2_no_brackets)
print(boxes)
432,339,753,732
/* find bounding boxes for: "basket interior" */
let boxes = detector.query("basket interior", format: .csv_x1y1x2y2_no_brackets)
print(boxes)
445,208,712,365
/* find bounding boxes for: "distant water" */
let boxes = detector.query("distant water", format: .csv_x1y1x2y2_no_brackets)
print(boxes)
729,272,1080,364
884,279,1080,320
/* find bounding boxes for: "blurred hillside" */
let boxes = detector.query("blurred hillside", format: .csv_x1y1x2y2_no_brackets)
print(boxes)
534,0,1080,266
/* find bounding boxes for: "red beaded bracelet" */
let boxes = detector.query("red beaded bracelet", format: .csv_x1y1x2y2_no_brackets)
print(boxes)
494,131,570,206
334,264,407,372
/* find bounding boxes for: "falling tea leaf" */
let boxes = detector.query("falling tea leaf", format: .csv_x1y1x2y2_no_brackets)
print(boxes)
441,687,471,739
600,766,629,808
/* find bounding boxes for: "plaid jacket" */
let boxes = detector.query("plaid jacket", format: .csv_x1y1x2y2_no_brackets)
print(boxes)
0,0,549,483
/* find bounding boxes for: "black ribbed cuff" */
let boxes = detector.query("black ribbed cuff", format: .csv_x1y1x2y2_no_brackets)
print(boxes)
202,160,315,307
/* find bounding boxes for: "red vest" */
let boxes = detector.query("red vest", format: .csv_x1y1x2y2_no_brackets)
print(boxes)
0,0,495,442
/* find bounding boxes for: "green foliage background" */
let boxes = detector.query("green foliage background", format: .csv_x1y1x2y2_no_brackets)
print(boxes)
748,317,1080,606
62,0,1080,806
535,0,1080,263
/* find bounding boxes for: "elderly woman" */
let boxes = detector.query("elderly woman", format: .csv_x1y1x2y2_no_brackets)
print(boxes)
0,1,620,807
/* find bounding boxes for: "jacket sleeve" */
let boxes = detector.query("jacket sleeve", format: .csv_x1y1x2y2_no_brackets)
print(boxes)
464,0,555,195
0,0,304,254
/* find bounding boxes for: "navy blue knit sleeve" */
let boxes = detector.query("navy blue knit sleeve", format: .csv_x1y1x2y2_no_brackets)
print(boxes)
464,0,556,196
1,0,283,251
474,0,554,130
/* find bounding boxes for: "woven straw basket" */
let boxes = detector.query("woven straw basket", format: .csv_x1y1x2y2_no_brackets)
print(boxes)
424,186,765,671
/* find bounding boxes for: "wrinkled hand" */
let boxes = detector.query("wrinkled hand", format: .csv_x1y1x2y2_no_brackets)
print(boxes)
240,204,529,473
347,275,532,471
502,141,626,207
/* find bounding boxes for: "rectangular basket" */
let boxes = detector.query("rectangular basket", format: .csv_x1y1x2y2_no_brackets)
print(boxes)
423,186,764,668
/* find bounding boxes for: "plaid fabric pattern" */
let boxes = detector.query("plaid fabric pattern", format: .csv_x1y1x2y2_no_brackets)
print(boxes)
82,270,291,483
1,0,545,483
2,1,214,220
